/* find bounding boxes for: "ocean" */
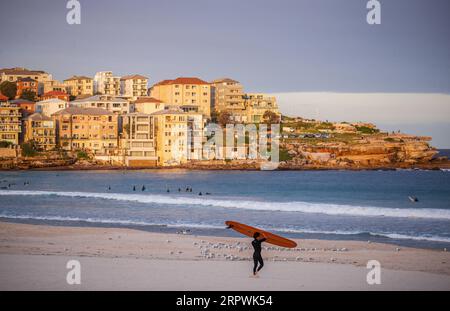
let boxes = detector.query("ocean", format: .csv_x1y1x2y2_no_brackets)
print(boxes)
0,169,449,249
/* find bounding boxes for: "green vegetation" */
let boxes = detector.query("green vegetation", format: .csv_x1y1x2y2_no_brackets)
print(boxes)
20,89,37,101
0,81,17,99
315,122,335,130
355,126,379,134
76,150,89,159
279,149,293,162
384,137,396,142
263,110,280,124
21,141,38,157
0,141,13,148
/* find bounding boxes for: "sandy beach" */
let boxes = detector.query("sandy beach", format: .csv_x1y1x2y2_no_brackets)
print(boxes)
0,221,449,290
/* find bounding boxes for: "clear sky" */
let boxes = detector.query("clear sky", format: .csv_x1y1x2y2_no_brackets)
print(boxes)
0,0,449,146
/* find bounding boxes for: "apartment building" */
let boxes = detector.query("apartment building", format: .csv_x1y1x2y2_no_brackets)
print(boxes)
16,78,38,99
0,102,22,145
36,98,68,116
210,78,247,122
52,107,118,155
120,75,148,98
244,93,281,123
70,95,131,114
10,99,35,117
24,113,56,151
63,76,94,97
152,107,203,166
94,71,121,96
122,113,157,167
43,80,67,94
150,77,211,119
0,67,52,95
133,97,165,114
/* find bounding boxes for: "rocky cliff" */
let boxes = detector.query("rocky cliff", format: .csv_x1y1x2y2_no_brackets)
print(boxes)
280,134,444,169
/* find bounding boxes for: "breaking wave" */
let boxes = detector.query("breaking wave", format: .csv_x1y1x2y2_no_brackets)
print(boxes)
1,190,450,220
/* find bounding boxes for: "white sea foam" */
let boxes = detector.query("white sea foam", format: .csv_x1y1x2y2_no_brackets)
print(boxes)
1,189,450,220
1,213,449,243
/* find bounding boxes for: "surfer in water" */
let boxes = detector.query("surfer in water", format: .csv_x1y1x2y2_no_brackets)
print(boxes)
252,232,267,276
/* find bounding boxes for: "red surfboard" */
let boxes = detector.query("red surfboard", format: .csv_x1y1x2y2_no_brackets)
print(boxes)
225,221,297,248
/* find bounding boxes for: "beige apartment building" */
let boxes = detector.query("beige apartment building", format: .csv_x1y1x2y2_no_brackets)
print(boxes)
63,76,94,97
244,93,281,124
150,77,211,119
43,80,67,94
0,102,22,145
52,107,118,155
122,113,157,167
0,67,52,95
94,71,121,96
152,108,204,166
24,113,56,151
71,95,131,114
210,78,247,122
133,97,165,114
120,75,148,98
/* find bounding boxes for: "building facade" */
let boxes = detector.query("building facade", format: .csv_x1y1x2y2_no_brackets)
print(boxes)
0,102,22,145
0,67,52,95
122,113,157,167
120,75,148,98
43,80,67,94
70,95,131,114
24,113,56,151
94,71,121,96
52,107,118,155
244,93,280,124
210,78,246,122
133,97,165,114
150,77,211,119
63,76,94,97
16,78,38,99
152,108,204,166
36,98,68,116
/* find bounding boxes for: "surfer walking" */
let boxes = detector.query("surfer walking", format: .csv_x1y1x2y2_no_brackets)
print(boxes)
252,232,266,276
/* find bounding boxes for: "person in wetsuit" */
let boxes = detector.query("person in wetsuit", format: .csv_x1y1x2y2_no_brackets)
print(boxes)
252,232,266,275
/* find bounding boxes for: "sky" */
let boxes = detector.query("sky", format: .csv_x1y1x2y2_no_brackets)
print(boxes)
0,0,449,146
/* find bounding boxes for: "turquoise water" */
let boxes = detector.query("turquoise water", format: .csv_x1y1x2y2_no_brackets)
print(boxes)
0,169,449,249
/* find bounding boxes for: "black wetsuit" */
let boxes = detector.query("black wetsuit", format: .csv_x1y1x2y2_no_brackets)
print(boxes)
252,238,266,274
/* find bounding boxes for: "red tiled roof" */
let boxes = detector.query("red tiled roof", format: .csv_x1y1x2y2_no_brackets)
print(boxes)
43,91,68,96
154,77,209,86
134,97,163,104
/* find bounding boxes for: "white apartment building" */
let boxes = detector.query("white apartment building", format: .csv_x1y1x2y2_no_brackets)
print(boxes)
94,71,121,95
120,75,148,98
35,98,68,116
70,95,131,114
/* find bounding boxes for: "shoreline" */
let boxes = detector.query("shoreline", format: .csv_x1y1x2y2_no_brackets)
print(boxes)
2,217,450,251
1,160,449,172
1,221,449,290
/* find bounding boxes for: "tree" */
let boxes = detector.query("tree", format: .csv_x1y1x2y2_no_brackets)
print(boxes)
21,141,38,157
20,89,37,101
0,81,17,99
263,110,280,124
217,111,233,127
0,141,13,148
